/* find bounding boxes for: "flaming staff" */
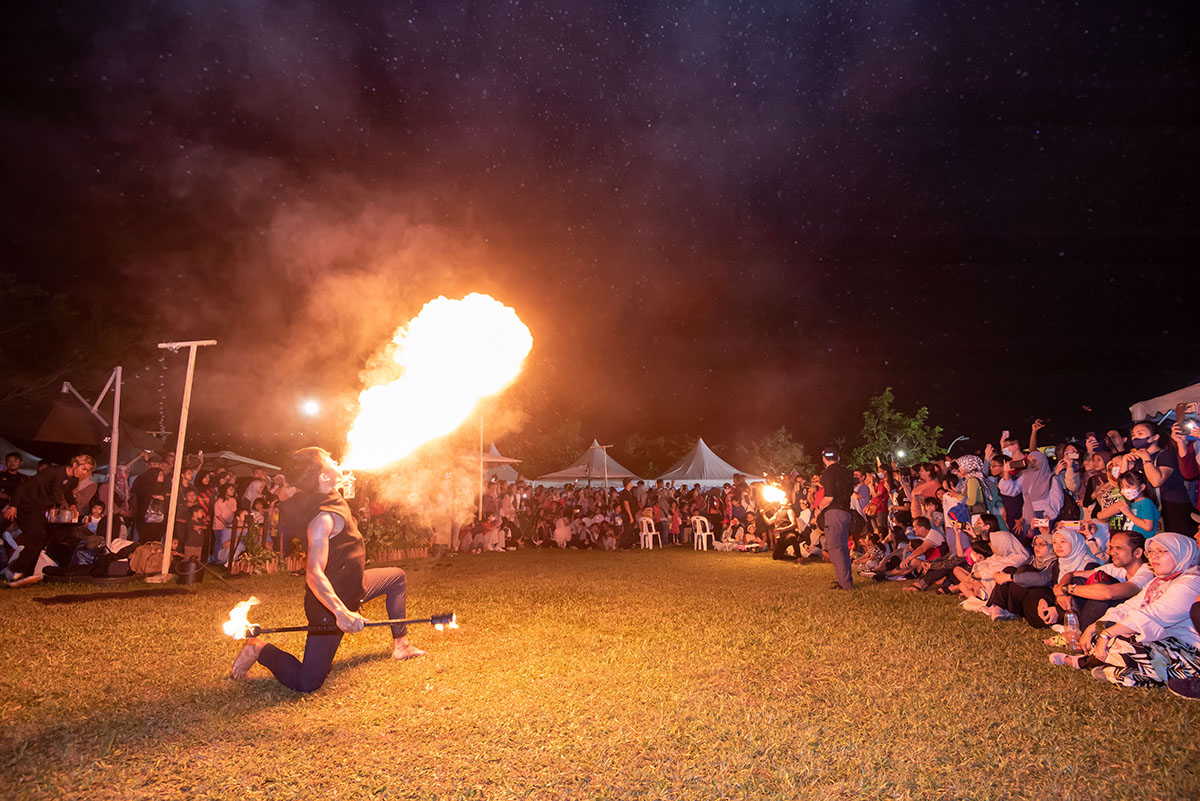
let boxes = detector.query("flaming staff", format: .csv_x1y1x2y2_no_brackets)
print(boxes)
222,597,458,640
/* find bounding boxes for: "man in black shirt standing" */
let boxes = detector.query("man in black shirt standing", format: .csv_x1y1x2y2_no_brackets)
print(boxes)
617,479,637,549
3,453,95,586
0,451,27,510
817,448,854,591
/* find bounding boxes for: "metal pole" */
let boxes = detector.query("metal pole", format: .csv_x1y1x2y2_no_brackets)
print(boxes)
478,412,484,522
148,340,216,583
104,367,122,547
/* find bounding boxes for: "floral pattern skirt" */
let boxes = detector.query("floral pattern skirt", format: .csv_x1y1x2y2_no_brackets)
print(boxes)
1098,635,1200,688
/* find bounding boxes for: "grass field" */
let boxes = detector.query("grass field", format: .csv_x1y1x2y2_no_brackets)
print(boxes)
2,549,1198,800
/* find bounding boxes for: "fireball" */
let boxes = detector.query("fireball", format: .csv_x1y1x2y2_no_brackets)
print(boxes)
343,293,533,470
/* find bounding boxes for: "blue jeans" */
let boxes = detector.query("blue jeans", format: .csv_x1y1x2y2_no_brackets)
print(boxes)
823,509,853,590
257,567,410,692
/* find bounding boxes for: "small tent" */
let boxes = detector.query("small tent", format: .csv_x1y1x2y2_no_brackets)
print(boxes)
1130,381,1200,421
535,439,641,486
483,442,521,483
656,438,754,488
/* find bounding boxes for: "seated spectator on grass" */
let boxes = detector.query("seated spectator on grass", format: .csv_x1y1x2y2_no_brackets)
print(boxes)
1097,471,1159,537
736,519,765,552
1053,533,1200,689
905,516,972,592
887,516,943,580
853,531,889,574
553,516,572,548
955,514,1030,601
1051,531,1152,632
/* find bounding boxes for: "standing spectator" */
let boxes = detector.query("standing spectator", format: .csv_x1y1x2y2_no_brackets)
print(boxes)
242,468,268,509
212,483,238,563
1127,420,1192,535
0,452,27,510
817,448,854,591
3,454,96,585
1168,421,1200,536
617,479,637,548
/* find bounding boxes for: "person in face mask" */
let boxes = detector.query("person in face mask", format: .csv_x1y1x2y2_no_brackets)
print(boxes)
1126,420,1192,535
1098,471,1160,537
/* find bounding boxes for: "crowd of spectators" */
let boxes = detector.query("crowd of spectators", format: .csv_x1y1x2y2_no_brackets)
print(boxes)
423,415,1200,700
1,450,298,581
3,411,1199,699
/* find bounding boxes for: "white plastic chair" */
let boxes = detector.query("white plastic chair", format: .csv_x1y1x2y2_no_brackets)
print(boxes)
638,517,662,549
691,516,715,551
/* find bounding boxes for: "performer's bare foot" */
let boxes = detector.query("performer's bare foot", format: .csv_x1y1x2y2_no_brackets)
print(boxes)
230,637,265,679
392,636,426,660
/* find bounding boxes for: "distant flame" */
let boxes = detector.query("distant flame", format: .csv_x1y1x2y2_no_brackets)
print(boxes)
343,294,533,471
222,596,260,640
761,485,787,505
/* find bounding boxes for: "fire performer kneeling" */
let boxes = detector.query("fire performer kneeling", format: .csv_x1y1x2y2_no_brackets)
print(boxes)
230,447,425,690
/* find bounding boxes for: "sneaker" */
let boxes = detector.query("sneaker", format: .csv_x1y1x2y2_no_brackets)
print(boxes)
1091,666,1110,682
1167,676,1200,700
1049,652,1084,669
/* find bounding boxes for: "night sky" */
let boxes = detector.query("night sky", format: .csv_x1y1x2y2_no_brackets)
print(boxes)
3,1,1197,459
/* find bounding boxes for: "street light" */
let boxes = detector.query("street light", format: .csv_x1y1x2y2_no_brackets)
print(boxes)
946,435,969,453
300,398,321,417
896,450,906,459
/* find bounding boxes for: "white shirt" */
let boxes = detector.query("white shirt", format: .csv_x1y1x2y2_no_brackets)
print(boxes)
1089,562,1155,590
1100,570,1200,646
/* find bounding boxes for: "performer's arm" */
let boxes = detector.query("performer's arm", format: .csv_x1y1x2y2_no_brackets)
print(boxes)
306,512,365,633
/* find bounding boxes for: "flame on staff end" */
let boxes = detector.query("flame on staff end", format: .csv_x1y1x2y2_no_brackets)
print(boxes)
343,294,533,471
222,596,260,640
761,485,787,505
434,614,460,632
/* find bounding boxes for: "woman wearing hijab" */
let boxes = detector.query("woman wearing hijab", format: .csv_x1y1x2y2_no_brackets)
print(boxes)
946,455,1005,524
1019,450,1064,527
955,514,1031,603
1058,532,1200,689
984,526,1099,626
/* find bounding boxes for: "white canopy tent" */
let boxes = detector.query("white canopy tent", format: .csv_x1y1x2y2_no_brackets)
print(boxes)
482,442,521,483
1130,381,1200,421
535,439,641,487
656,438,755,489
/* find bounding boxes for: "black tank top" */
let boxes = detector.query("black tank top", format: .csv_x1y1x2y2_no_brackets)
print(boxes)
282,490,366,627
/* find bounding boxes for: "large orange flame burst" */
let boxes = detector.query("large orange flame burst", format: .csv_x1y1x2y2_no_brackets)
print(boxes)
343,293,533,471
760,485,787,505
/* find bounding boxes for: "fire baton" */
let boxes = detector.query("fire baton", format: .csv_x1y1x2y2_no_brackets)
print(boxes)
222,597,457,640
245,612,457,638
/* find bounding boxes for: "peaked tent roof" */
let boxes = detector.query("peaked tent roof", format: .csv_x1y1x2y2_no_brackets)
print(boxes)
1130,381,1200,421
485,442,521,482
535,439,641,485
656,438,753,487
202,450,282,478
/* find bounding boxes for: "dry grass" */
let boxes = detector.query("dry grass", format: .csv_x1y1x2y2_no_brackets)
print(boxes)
1,549,1198,800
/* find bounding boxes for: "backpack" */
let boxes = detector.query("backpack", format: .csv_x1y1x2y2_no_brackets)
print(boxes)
130,542,164,574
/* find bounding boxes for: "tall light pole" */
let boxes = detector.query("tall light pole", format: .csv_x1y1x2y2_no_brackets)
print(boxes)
146,339,216,584
946,435,969,454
